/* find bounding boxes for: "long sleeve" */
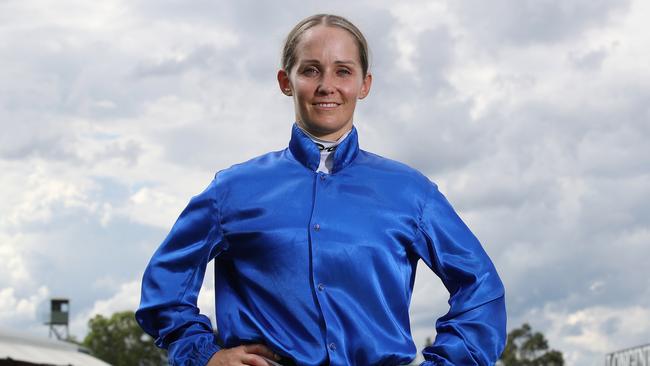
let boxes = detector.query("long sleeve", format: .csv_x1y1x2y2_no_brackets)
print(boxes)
135,177,228,365
412,183,506,365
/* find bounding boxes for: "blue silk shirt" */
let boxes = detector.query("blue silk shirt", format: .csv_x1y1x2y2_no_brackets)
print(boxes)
136,124,506,366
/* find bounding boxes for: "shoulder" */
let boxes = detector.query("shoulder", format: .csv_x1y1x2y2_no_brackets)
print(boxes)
355,149,437,191
203,149,289,204
213,149,287,183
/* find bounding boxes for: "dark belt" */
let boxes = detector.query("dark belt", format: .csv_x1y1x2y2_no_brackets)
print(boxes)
275,355,297,366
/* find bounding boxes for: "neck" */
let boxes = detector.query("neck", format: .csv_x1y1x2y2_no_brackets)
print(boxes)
298,125,350,145
295,124,353,174
296,121,352,142
289,123,360,174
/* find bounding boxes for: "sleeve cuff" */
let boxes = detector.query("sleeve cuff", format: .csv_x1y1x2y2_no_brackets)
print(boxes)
168,332,221,366
195,342,220,366
420,361,449,366
420,354,454,366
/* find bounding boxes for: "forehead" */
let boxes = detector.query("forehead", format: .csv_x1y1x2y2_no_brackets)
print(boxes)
295,25,360,63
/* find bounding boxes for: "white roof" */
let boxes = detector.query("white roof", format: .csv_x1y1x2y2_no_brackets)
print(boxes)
0,328,112,366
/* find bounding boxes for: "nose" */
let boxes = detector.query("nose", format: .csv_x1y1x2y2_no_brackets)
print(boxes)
316,72,335,95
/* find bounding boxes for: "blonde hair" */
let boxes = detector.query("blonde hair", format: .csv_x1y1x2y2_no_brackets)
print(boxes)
281,14,370,77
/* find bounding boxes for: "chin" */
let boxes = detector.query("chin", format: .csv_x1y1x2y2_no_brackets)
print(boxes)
309,119,351,132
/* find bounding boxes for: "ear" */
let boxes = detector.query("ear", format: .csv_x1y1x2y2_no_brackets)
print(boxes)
277,69,293,96
358,72,372,99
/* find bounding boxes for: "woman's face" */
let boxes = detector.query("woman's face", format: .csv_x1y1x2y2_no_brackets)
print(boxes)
278,25,372,141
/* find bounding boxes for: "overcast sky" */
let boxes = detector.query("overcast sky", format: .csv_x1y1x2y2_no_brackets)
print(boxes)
1,0,649,364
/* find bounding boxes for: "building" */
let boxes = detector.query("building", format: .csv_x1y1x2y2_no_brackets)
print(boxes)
0,328,110,366
605,343,650,366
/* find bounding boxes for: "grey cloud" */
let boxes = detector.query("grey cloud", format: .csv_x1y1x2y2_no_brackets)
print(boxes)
130,1,401,81
151,106,292,172
348,7,401,74
92,139,143,167
412,27,455,90
599,317,621,335
419,66,650,342
359,23,467,176
0,133,76,161
451,0,631,46
366,23,456,101
562,322,585,337
133,45,233,78
568,47,609,70
366,98,484,177
0,114,143,166
131,0,302,30
486,171,649,317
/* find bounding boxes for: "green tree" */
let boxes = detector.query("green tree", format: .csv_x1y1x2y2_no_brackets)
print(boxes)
499,323,564,366
83,310,167,366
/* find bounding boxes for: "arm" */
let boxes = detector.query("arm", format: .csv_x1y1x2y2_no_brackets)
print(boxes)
135,177,228,365
412,183,506,365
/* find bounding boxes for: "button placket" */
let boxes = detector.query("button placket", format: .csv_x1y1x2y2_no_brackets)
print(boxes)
311,170,341,362
309,172,333,353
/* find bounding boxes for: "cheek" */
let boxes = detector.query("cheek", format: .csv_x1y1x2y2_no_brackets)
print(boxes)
341,80,365,97
294,83,316,100
341,86,363,101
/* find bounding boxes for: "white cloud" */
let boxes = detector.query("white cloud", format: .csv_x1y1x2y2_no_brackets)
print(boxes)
198,266,217,327
2,165,96,227
0,234,31,285
126,187,185,229
408,263,451,362
0,286,49,326
1,1,649,364
71,280,141,337
68,274,217,337
83,280,140,318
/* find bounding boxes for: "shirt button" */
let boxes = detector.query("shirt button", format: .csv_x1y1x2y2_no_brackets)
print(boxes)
313,223,320,231
320,174,326,181
317,283,325,291
328,342,336,351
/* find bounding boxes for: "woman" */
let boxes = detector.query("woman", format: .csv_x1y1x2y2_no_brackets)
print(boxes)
136,14,506,366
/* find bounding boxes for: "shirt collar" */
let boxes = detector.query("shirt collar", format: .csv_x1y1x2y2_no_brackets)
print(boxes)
289,123,360,173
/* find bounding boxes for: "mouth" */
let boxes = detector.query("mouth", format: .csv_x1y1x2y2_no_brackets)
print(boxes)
313,102,341,108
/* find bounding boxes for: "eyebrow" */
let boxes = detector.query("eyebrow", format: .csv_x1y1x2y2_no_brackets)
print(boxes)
300,59,358,66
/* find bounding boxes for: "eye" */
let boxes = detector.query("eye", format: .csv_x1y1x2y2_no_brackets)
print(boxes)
302,67,319,76
337,68,352,76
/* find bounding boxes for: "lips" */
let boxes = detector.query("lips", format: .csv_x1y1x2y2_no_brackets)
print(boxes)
313,102,340,108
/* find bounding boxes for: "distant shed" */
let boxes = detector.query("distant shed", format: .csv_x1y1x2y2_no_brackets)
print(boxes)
0,328,110,366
